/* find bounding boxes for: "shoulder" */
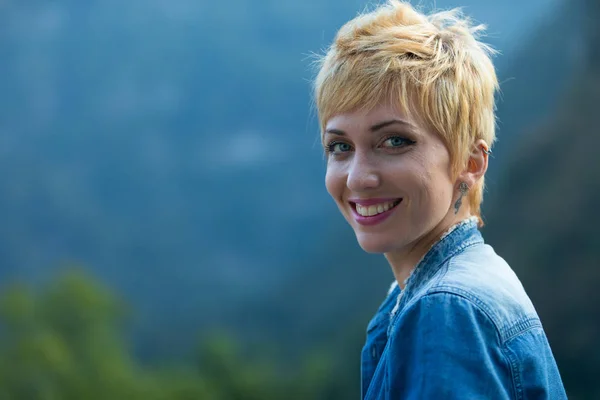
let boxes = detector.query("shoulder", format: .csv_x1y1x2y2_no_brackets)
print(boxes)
383,243,567,399
423,242,542,343
391,290,501,344
385,291,516,399
386,291,566,400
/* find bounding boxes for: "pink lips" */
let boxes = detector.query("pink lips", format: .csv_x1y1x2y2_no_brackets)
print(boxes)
349,198,402,226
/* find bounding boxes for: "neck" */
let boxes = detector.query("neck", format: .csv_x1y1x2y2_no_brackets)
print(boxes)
385,211,474,289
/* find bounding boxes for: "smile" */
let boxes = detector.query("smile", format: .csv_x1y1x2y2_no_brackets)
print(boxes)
355,199,401,216
349,198,402,226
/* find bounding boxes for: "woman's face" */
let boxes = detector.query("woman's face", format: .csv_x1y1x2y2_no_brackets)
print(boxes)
323,102,459,254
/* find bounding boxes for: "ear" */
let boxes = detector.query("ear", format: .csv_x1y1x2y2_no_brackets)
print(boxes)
458,139,490,187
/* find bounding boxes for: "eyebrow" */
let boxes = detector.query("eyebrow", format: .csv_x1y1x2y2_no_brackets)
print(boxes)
370,119,414,132
324,119,415,136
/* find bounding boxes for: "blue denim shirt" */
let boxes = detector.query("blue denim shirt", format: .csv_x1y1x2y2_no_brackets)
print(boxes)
361,218,567,399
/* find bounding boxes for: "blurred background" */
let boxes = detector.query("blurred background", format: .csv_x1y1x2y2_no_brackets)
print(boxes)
0,0,598,398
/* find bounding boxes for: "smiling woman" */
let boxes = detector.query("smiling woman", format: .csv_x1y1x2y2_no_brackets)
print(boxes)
312,1,567,399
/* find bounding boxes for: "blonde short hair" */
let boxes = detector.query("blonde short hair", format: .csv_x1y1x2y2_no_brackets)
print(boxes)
313,0,499,224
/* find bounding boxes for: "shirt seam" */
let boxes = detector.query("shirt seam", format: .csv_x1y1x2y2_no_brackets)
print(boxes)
429,284,541,345
502,342,523,400
502,317,542,342
406,288,504,344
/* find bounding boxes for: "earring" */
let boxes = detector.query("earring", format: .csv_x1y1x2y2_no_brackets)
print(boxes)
482,147,492,155
454,182,469,214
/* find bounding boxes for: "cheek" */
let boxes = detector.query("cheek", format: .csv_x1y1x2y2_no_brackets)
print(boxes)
406,150,453,204
422,153,454,204
325,163,345,200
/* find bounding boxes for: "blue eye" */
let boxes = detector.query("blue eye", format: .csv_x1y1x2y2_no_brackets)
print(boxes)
382,136,414,148
326,141,352,154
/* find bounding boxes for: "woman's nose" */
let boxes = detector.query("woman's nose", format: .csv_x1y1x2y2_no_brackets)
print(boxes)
346,153,381,192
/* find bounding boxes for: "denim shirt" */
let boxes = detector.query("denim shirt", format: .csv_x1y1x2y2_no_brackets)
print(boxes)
361,218,567,399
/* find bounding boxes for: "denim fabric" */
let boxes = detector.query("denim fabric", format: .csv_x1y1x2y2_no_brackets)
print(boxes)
361,219,567,399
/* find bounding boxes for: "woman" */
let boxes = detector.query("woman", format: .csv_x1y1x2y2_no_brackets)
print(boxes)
313,1,567,399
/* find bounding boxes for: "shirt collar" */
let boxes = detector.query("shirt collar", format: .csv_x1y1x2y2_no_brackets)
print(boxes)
389,217,483,317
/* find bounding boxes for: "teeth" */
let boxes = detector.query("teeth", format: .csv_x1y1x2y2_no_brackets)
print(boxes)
355,200,399,217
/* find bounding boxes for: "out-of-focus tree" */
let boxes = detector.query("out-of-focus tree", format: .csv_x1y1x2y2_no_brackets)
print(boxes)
0,269,146,399
0,268,342,399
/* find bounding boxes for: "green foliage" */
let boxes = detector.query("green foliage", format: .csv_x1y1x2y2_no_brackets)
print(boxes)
0,269,343,399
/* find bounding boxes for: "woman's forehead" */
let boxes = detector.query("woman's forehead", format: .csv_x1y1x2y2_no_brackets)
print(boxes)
325,102,422,132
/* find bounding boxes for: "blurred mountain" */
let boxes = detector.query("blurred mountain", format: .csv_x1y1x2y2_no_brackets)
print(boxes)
484,0,600,397
488,0,585,181
0,0,567,360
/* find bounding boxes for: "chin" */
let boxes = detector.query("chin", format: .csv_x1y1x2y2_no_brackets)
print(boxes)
355,233,399,254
